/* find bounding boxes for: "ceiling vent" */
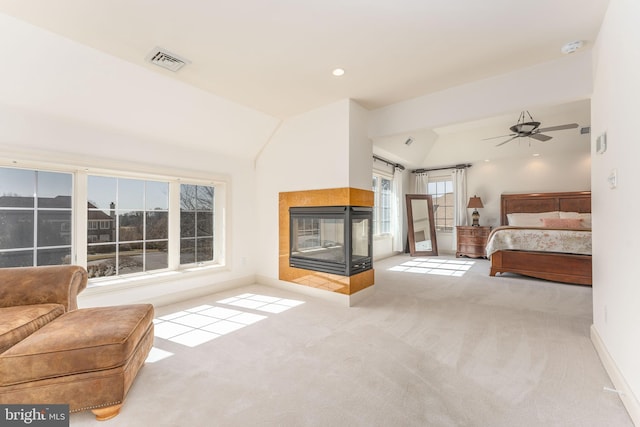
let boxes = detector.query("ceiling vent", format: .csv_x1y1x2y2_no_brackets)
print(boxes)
146,47,190,72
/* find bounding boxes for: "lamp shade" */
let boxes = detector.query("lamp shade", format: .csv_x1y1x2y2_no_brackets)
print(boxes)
467,196,484,209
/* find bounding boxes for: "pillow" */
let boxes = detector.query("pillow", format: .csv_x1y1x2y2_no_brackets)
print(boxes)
507,211,559,227
540,218,584,229
559,212,592,228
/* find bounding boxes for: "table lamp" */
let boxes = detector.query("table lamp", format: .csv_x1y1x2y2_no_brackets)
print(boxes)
467,196,484,226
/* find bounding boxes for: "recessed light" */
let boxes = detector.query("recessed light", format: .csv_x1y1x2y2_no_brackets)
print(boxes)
533,153,541,157
332,68,345,77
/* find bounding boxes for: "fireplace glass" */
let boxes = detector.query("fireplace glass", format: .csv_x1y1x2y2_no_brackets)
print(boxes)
289,206,372,276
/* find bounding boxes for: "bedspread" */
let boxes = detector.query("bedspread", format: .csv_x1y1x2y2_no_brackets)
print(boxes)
485,226,592,258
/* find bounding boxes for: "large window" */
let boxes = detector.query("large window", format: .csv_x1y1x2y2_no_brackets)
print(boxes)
0,164,225,283
427,176,454,232
0,167,72,268
87,176,169,278
372,174,392,235
180,184,214,265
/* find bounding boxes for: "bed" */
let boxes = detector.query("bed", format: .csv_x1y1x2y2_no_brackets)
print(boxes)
487,191,592,286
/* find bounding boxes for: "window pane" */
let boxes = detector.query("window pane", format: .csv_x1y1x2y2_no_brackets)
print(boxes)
180,184,215,265
197,212,214,237
146,181,169,210
37,210,72,246
37,172,72,208
196,237,214,262
119,211,143,241
196,187,214,210
0,168,34,207
146,211,168,240
88,176,116,211
180,184,197,210
0,211,34,249
119,242,143,275
37,248,71,266
118,179,144,210
427,177,454,232
145,241,168,271
87,244,116,278
180,239,196,264
180,212,196,238
0,250,33,268
88,211,115,243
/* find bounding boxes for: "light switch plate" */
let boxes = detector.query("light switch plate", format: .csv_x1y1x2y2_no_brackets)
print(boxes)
596,132,607,154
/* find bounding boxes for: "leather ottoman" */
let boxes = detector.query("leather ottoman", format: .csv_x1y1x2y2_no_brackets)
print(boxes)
0,304,154,420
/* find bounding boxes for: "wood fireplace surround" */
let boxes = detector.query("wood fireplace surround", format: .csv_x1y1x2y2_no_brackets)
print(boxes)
279,187,375,296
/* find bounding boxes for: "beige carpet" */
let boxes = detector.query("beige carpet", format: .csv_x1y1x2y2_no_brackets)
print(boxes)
70,255,633,426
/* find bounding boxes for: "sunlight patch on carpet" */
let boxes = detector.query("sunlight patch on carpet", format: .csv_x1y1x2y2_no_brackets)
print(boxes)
217,293,305,313
151,294,304,352
388,258,475,277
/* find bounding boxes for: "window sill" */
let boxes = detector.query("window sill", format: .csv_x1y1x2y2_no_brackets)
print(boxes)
84,263,228,295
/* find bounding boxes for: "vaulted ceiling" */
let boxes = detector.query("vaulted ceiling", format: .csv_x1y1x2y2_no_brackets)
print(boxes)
0,0,608,119
0,1,607,166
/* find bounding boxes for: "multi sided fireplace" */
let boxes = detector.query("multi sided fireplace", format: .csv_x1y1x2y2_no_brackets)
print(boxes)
289,206,372,276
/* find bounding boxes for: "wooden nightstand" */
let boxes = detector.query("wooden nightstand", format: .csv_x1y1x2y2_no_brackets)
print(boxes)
456,226,491,258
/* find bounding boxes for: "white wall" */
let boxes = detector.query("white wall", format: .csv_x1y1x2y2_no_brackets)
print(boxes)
0,13,282,307
349,100,373,190
591,0,640,422
467,152,591,228
254,99,352,279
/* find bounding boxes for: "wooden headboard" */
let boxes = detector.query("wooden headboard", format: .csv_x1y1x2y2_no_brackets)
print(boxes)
500,191,591,226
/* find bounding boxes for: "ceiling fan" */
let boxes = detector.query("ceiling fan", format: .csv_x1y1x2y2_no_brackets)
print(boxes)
484,111,579,147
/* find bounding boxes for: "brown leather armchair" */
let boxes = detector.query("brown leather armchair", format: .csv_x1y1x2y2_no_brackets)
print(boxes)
0,265,154,421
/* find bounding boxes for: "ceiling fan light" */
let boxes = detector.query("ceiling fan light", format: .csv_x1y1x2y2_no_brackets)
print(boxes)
510,121,540,134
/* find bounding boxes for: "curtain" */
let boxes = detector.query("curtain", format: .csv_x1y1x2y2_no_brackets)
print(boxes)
391,167,404,252
414,172,429,194
452,168,468,250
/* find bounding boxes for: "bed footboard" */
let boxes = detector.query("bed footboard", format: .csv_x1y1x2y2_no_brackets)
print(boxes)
490,250,592,286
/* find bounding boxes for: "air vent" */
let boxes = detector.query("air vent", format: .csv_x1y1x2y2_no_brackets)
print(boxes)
146,47,190,72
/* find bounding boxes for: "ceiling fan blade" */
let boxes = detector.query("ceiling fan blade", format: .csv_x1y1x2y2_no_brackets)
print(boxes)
495,136,519,147
537,123,579,133
482,133,516,141
530,133,553,142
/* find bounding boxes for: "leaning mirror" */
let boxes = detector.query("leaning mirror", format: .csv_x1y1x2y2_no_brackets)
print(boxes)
405,194,438,256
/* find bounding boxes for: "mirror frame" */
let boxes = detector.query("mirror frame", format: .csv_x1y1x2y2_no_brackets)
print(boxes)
405,194,438,256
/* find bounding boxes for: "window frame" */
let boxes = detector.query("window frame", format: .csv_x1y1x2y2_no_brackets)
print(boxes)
0,161,228,287
426,174,454,233
0,167,74,268
372,171,393,236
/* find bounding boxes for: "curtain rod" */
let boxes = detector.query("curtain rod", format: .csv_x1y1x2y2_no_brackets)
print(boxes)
373,155,406,171
412,163,472,173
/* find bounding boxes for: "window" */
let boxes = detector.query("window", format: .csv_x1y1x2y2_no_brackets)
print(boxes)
427,176,454,232
87,176,169,278
0,163,225,283
180,184,214,265
372,174,392,235
0,167,73,267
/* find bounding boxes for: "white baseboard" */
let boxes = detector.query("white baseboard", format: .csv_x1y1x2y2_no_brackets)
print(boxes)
591,324,640,426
